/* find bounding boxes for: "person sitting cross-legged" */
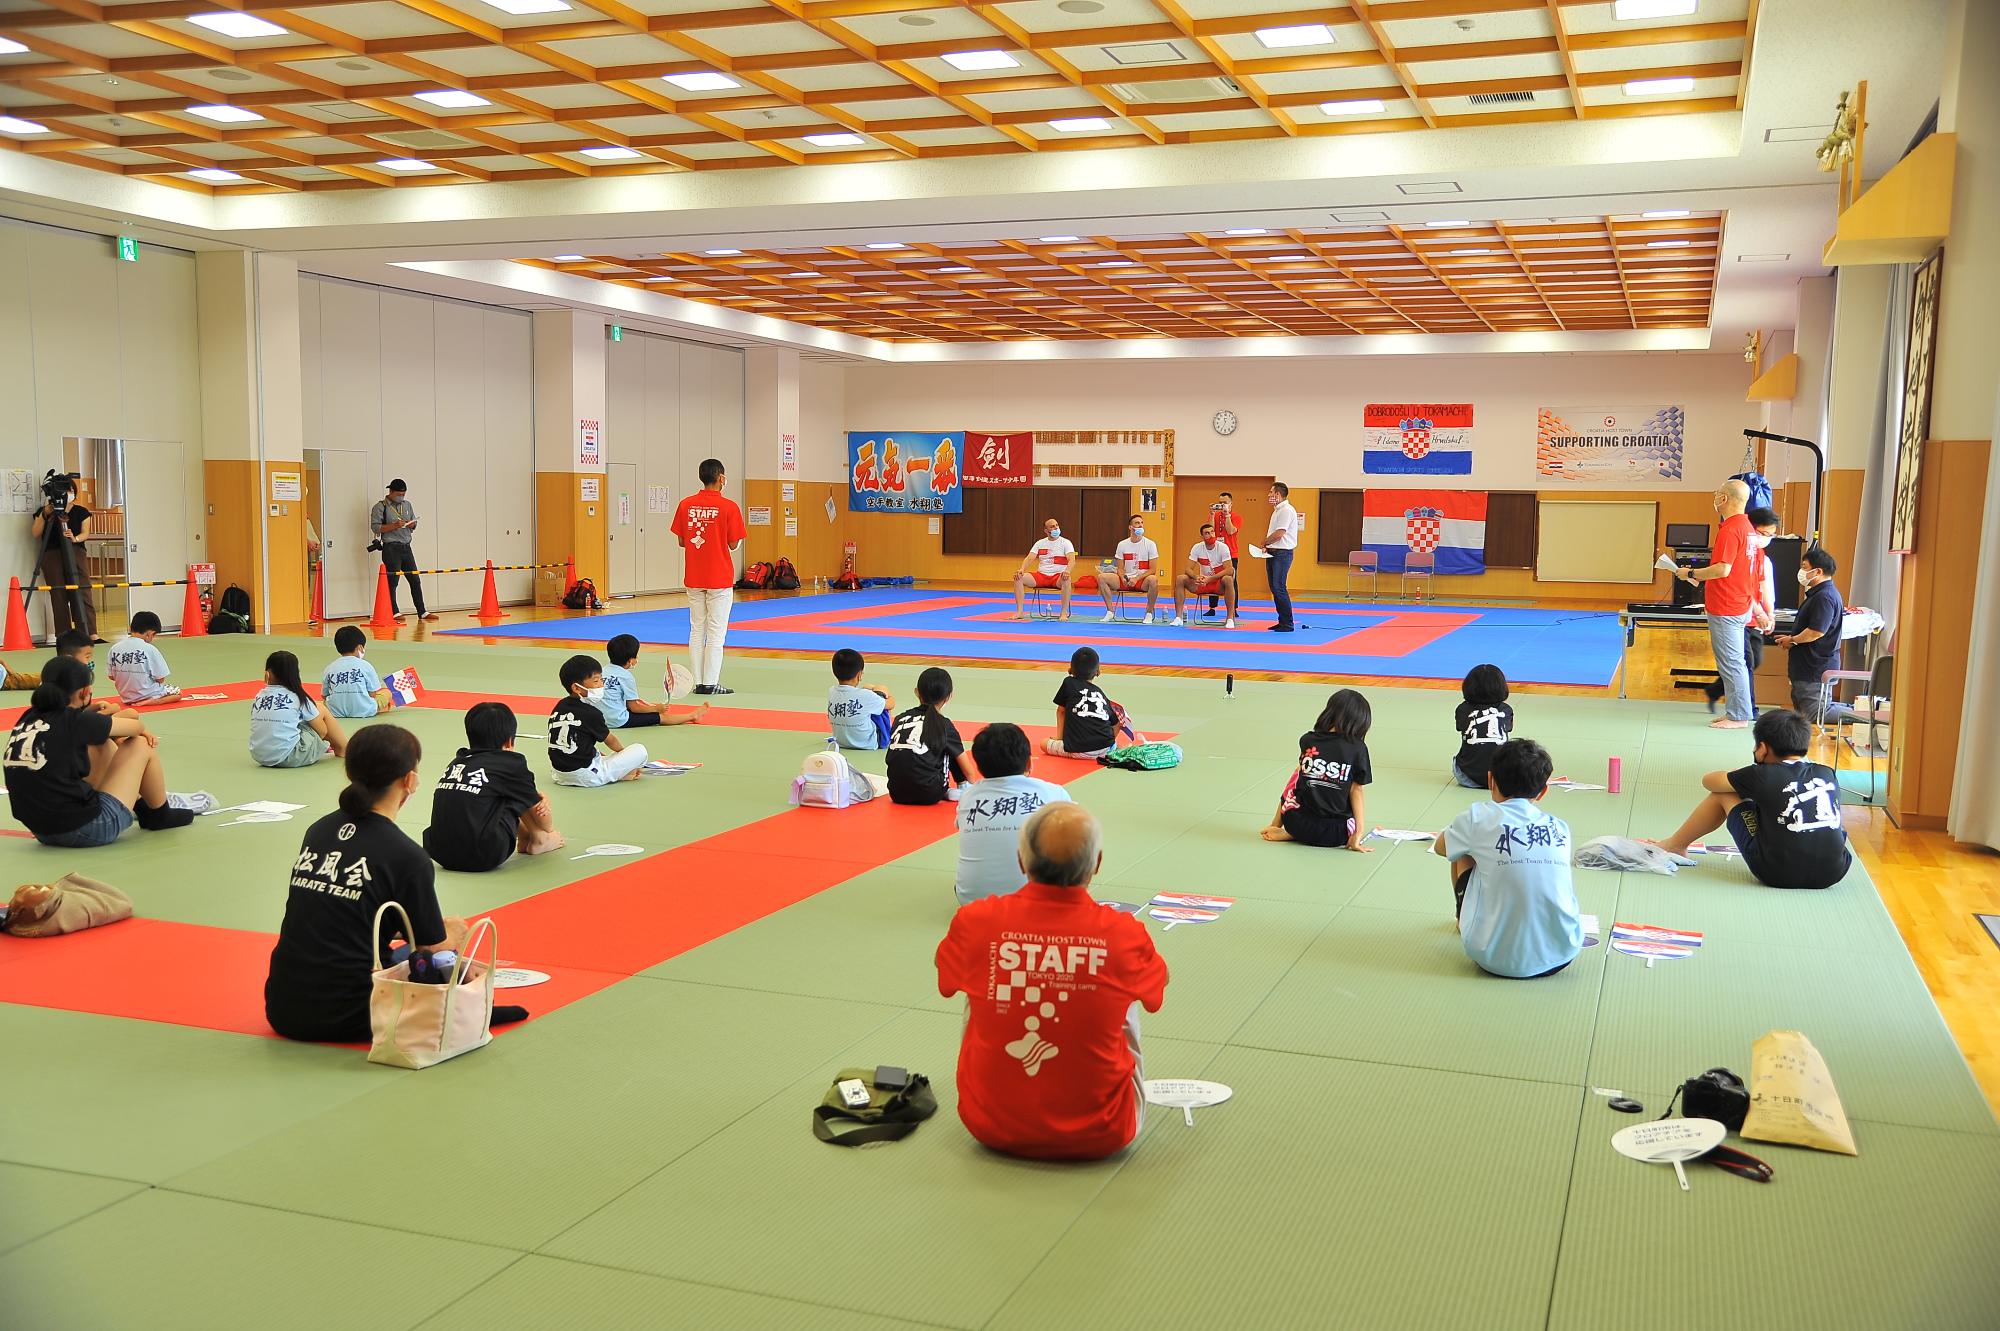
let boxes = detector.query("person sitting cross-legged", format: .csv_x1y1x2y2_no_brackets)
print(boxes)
953,722,1072,906
1431,738,1582,979
935,803,1169,1161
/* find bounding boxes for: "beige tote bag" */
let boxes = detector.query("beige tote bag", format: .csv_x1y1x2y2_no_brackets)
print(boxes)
367,902,498,1070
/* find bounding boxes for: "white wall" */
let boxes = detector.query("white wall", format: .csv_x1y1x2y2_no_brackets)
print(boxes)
604,330,746,593
299,275,535,608
0,218,206,641
798,359,848,485
833,351,1760,489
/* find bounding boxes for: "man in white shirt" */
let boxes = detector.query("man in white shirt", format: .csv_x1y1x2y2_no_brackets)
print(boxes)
1099,514,1161,624
1012,516,1076,620
1264,481,1300,632
1172,523,1238,627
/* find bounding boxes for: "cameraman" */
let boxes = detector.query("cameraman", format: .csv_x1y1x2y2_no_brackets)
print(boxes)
31,472,97,642
368,478,435,622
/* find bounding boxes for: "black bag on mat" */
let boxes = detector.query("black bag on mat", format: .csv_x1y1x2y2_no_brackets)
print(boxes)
812,1067,936,1146
207,583,252,633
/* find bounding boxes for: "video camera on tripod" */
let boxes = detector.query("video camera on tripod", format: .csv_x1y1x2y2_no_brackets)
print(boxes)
40,469,80,518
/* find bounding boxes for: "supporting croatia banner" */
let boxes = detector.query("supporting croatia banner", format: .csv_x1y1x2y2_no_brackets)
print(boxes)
1361,489,1488,575
1363,403,1474,475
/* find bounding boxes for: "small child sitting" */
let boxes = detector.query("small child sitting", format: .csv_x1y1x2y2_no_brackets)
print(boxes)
597,634,676,730
1432,739,1582,979
106,611,180,706
249,650,347,768
1046,647,1141,759
1262,688,1372,849
423,701,564,870
548,654,649,787
828,648,894,749
1452,663,1513,789
1650,709,1852,890
887,666,977,805
321,625,396,719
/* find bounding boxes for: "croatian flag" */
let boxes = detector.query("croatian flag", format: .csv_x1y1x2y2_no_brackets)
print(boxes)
1360,489,1488,575
385,667,422,707
1363,403,1474,475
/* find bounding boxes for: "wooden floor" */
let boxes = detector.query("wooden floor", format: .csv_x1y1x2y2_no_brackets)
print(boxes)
274,585,2000,1113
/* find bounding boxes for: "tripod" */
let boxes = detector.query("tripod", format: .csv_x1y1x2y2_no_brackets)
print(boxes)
26,495,96,645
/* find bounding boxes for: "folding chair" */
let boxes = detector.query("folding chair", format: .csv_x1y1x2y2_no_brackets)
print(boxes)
1026,582,1064,620
1401,550,1435,603
1823,654,1893,804
1102,561,1154,623
1346,550,1379,601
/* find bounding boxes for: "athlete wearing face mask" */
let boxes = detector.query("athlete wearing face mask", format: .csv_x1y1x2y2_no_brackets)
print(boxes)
1014,517,1077,620
1773,546,1846,722
1102,514,1162,623
547,653,650,786
1704,508,1782,714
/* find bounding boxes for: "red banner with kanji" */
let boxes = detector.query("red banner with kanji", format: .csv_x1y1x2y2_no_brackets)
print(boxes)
963,431,1034,486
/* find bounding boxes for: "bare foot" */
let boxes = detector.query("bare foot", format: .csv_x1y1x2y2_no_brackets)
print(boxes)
523,829,566,856
1708,718,1749,729
1260,824,1293,842
620,766,643,781
1638,837,1692,855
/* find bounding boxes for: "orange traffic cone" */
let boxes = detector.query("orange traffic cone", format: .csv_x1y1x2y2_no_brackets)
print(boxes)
475,560,507,622
563,555,577,595
179,569,207,638
309,563,325,625
367,564,400,631
3,577,32,652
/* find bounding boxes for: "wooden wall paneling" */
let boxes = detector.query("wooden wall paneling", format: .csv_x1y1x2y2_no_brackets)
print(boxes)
1484,492,1539,568
1317,490,1364,563
1079,488,1130,562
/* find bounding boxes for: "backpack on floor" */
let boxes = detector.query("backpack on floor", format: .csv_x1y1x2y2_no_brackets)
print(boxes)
771,557,800,591
207,583,252,634
736,562,775,591
790,747,880,809
830,554,861,591
812,1067,937,1146
561,577,602,610
1098,741,1182,771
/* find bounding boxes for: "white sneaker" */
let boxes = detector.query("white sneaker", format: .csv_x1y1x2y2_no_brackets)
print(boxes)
169,790,219,814
1142,612,1154,625
1171,615,1185,627
1224,618,1236,629
1101,612,1116,623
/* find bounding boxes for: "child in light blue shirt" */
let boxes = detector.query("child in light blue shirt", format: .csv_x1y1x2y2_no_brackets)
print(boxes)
321,625,395,719
250,650,347,768
106,611,179,705
828,648,893,749
1434,738,1582,979
954,723,1070,905
596,634,664,730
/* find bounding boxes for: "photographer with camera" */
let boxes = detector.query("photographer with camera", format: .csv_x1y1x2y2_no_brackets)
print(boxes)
30,470,97,643
368,479,435,623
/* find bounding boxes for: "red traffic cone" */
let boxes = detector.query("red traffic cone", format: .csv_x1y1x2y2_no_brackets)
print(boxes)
179,569,207,638
475,560,507,622
3,577,32,652
367,564,400,631
309,562,325,625
563,555,577,595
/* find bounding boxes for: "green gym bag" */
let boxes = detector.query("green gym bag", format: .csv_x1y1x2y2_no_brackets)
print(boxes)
812,1067,938,1146
1098,741,1183,771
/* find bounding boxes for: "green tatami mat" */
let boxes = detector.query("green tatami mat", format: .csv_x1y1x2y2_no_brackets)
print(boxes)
1232,904,1608,1084
987,1045,1580,1331
167,979,906,1250
0,1163,143,1256
0,1190,517,1331
1550,1095,2000,1331
1611,838,1907,957
415,1256,957,1331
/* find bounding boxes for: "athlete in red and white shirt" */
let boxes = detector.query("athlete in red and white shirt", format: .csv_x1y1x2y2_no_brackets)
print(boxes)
1098,514,1161,624
1173,523,1238,627
1012,516,1076,620
935,804,1169,1160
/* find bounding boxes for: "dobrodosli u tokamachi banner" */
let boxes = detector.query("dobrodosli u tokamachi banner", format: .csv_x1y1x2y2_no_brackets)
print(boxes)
848,431,963,514
1363,403,1473,475
1535,406,1685,482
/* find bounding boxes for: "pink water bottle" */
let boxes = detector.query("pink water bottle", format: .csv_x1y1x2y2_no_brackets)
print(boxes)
1607,756,1623,793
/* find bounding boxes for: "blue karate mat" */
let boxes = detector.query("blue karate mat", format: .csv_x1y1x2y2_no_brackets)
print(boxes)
448,590,1624,685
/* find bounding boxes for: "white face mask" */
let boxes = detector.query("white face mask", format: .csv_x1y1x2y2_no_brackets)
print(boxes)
584,685,606,702
1753,532,1773,549
1797,569,1812,588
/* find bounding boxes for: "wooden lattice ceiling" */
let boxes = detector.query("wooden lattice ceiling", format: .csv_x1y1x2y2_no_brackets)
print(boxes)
519,213,1722,341
0,0,1752,192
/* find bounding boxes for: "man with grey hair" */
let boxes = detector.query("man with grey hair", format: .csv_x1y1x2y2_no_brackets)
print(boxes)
935,803,1169,1160
1675,479,1759,728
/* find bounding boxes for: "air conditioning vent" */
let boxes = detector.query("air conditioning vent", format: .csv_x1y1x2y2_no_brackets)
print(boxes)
1468,90,1536,107
1102,40,1186,66
377,129,474,151
313,102,382,121
1109,76,1243,105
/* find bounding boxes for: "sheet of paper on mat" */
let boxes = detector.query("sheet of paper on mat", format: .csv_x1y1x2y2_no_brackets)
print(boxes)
1367,827,1434,843
205,800,306,816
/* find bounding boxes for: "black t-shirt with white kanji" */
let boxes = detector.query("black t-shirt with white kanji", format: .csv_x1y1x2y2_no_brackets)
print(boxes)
1053,675,1117,754
886,706,964,804
264,809,446,1042
1286,731,1373,823
1728,759,1851,889
423,746,541,872
4,704,115,836
547,696,609,773
1453,700,1514,787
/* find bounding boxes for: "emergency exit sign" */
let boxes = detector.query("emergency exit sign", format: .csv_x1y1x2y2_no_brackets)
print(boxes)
610,325,623,341
116,236,139,262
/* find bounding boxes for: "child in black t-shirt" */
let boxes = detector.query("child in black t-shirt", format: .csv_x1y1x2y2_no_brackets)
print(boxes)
1262,688,1373,850
424,702,565,871
1650,709,1852,890
4,656,196,847
548,654,650,787
1451,663,1514,789
887,666,978,805
1046,647,1143,759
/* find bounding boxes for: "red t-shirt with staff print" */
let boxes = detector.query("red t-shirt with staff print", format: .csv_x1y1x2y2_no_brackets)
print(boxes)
670,490,747,590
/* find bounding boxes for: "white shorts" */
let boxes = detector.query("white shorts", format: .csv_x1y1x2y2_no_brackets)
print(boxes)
551,743,649,787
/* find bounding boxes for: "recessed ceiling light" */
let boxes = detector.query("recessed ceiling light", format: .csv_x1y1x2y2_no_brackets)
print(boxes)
866,242,906,250
0,38,28,55
480,0,569,12
1642,209,1690,218
1318,99,1384,116
579,145,642,159
1256,24,1333,48
413,89,489,108
187,12,288,38
1647,239,1691,247
552,255,584,262
705,248,743,256
787,270,819,278
1449,248,1493,255
663,71,739,92
1048,116,1111,133
187,104,263,123
187,166,244,181
376,158,435,171
1040,235,1081,243
1224,228,1267,236
936,266,973,273
1614,0,1698,18
1738,252,1790,263
803,132,863,147
941,50,1019,71
1424,219,1471,228
1625,76,1695,96
0,115,49,134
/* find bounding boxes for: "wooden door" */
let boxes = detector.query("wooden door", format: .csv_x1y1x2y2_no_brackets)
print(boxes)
1172,474,1271,572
